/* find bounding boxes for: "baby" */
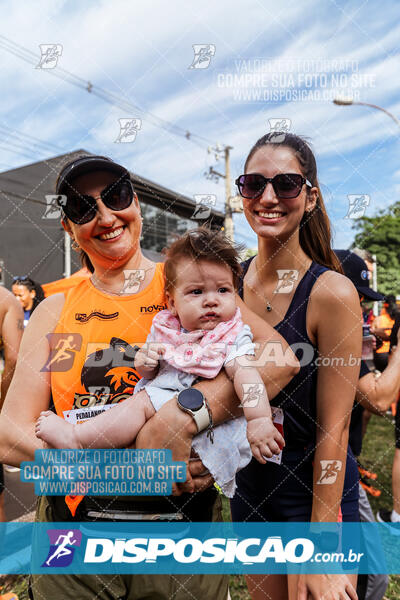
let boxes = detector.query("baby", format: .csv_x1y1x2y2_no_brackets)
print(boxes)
36,228,284,496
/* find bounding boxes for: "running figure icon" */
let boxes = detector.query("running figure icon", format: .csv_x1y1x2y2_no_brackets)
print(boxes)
46,335,78,369
45,531,77,566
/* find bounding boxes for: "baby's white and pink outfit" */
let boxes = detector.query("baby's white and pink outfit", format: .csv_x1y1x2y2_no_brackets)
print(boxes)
134,307,254,496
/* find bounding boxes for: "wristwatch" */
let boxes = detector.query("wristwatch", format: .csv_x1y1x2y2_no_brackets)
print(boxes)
177,388,214,443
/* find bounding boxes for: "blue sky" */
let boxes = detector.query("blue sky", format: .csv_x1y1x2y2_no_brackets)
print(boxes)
1,0,400,251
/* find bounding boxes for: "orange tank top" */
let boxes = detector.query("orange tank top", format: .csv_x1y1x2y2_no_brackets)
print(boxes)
374,313,394,354
49,263,166,515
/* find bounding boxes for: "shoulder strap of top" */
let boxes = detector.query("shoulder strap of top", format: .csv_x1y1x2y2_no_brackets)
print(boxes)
273,262,330,339
238,257,328,301
291,261,329,306
238,259,330,335
238,256,255,300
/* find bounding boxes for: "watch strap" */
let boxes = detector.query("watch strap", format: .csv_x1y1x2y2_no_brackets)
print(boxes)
192,403,211,433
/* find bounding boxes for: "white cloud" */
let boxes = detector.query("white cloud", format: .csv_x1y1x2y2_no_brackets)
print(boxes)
0,0,399,253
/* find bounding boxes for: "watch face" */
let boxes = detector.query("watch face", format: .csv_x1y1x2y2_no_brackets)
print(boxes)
178,388,204,411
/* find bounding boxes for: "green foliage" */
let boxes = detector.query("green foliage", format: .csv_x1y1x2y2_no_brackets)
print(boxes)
352,201,400,296
242,247,257,260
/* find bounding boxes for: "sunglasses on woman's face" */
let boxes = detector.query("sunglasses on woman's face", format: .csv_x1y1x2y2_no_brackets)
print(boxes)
59,179,135,225
235,173,312,200
12,275,33,284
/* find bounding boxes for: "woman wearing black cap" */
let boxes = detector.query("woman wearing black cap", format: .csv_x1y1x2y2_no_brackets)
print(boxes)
0,154,298,599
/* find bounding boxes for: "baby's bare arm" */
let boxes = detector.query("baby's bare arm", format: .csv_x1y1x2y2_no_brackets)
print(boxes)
225,361,271,420
225,360,284,463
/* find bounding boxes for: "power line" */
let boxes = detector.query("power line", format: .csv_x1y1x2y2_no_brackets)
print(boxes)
0,123,63,154
0,35,222,149
0,136,55,160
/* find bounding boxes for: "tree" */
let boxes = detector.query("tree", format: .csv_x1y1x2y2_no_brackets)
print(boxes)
352,201,400,296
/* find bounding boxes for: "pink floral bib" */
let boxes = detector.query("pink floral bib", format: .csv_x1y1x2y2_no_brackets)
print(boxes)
151,307,244,378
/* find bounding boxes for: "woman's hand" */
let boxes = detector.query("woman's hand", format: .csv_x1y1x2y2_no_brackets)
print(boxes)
188,455,215,492
296,573,358,600
135,395,199,495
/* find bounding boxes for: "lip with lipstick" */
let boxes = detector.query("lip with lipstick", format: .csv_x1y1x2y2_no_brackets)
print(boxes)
96,226,126,241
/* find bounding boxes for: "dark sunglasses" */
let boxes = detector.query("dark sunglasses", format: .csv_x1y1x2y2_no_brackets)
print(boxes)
58,179,135,225
235,173,312,200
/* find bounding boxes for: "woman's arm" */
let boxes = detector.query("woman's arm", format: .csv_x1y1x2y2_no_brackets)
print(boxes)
356,339,400,415
295,273,361,600
310,272,362,521
0,294,64,465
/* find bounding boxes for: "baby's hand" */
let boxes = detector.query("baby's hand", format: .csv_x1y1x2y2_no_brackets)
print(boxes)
246,416,285,464
134,342,165,376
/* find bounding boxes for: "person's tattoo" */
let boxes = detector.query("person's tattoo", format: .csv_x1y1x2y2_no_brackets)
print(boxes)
17,319,24,331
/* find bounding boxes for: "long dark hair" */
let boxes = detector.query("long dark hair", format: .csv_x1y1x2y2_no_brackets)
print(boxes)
244,132,342,273
12,278,45,313
78,249,94,273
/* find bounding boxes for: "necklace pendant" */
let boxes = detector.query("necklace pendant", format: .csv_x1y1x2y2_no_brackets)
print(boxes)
266,302,272,312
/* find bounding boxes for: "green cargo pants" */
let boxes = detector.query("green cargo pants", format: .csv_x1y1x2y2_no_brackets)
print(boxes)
29,495,229,600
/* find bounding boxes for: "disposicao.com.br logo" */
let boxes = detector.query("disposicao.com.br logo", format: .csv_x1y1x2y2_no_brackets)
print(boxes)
84,535,312,565
1,522,386,575
83,535,363,568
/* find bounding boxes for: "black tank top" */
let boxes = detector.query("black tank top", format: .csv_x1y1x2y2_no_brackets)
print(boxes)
239,257,329,449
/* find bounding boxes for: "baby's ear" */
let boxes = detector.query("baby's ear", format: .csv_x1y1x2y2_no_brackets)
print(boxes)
165,290,176,315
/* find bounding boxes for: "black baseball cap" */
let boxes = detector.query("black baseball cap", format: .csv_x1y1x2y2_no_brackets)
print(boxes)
334,249,385,301
56,155,130,196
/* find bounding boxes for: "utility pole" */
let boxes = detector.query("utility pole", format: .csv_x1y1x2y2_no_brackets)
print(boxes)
224,146,234,241
372,253,378,317
204,144,236,241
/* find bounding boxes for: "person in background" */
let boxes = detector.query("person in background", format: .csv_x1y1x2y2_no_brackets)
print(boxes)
361,300,375,326
41,267,90,298
0,286,24,518
376,308,400,530
336,250,400,600
389,311,400,351
11,276,45,327
352,248,375,280
352,249,376,327
371,295,397,372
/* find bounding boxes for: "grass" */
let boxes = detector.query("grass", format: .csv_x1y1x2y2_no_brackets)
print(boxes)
1,414,399,599
358,413,400,599
0,574,29,599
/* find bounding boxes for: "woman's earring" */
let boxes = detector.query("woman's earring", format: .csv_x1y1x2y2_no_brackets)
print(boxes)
71,238,80,251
